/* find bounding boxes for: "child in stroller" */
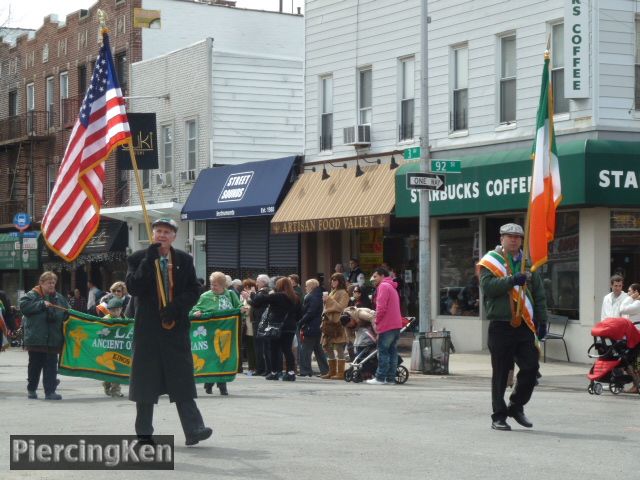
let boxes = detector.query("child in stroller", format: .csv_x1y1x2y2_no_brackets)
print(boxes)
587,317,640,395
341,306,414,384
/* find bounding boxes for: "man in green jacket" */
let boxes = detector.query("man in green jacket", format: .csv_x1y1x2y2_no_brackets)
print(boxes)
478,223,547,431
20,271,69,400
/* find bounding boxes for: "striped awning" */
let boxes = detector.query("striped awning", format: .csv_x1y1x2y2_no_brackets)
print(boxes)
271,163,396,234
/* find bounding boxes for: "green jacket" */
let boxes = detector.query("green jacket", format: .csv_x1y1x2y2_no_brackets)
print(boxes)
20,286,69,351
479,250,548,325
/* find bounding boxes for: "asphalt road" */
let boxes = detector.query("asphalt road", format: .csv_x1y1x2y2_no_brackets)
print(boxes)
1,349,638,479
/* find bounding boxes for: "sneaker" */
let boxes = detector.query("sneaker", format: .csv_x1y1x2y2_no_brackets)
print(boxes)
282,372,296,382
45,393,62,400
27,390,37,400
365,378,386,385
244,370,255,377
265,372,280,381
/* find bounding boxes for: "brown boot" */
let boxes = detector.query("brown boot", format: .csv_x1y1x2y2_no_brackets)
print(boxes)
331,359,346,380
321,359,337,379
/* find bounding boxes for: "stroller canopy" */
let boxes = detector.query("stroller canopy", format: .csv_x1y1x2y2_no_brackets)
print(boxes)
591,317,640,349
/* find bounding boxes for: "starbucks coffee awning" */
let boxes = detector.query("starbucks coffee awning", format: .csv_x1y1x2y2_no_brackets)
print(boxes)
395,139,640,218
271,163,397,234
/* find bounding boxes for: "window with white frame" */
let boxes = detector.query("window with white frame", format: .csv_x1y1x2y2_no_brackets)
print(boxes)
59,72,68,123
399,57,415,141
452,45,468,131
499,35,516,124
551,23,569,114
46,76,54,128
186,120,197,172
358,67,372,125
142,170,150,190
47,164,58,199
161,125,173,185
320,75,333,151
8,90,18,117
26,83,35,132
138,223,149,242
636,20,640,110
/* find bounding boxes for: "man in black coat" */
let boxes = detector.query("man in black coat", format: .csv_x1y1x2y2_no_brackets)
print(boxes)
125,218,212,446
297,279,329,377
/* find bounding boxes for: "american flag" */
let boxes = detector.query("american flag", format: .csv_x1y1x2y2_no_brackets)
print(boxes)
42,32,131,262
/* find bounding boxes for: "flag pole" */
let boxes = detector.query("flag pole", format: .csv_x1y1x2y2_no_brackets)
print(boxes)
97,10,168,310
517,45,551,320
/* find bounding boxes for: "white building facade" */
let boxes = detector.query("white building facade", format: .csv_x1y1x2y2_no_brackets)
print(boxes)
284,0,640,361
103,7,304,281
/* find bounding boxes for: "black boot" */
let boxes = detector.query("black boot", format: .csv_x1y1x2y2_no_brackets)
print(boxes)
204,383,213,394
217,383,228,396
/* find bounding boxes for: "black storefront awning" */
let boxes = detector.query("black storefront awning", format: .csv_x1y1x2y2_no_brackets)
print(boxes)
42,219,128,265
181,156,298,221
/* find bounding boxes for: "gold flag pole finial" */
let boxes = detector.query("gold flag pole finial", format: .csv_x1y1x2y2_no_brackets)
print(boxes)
98,9,108,37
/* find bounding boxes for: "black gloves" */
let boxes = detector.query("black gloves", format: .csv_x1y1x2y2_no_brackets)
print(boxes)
513,272,528,286
145,243,162,262
160,303,179,329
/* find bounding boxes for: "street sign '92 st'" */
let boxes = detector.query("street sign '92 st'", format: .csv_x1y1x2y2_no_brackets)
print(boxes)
406,172,446,191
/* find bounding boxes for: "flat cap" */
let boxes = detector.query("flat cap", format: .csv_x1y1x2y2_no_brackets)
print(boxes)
499,223,524,237
106,296,124,309
152,217,178,232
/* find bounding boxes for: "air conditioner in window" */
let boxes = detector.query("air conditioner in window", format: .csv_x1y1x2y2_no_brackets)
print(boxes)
179,169,196,182
155,172,173,187
343,124,371,146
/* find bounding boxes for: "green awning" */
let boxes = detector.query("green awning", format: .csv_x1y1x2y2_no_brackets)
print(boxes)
0,231,41,270
395,139,639,218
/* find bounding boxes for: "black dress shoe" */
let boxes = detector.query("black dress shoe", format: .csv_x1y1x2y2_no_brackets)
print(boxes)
136,436,156,447
185,427,213,446
204,383,213,394
509,410,533,428
217,383,228,396
491,419,512,431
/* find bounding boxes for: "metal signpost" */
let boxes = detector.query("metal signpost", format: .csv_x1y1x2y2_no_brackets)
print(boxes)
13,212,32,295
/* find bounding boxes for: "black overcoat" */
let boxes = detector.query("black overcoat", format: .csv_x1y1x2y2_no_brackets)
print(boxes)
125,247,200,403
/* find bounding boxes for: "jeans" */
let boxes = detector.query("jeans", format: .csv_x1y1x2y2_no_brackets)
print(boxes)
27,351,58,394
375,329,400,382
299,335,329,375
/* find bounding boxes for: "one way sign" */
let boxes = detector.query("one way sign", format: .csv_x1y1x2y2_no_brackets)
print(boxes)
406,172,446,191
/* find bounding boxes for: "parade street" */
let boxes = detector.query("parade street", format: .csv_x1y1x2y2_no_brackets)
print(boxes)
1,349,637,479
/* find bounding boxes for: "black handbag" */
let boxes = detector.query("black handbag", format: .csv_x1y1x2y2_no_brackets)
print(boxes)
256,307,283,339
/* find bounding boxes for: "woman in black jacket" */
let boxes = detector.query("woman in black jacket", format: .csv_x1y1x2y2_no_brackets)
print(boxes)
250,276,300,381
298,279,329,377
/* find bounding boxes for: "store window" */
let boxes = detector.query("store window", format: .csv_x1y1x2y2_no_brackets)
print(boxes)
539,211,580,319
610,210,640,286
438,218,480,316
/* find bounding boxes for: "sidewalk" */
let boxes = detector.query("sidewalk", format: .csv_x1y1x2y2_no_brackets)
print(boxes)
427,351,590,391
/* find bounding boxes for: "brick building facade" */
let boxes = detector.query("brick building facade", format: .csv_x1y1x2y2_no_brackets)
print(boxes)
0,0,142,296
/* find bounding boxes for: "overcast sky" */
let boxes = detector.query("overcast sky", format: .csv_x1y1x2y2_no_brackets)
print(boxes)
3,0,304,29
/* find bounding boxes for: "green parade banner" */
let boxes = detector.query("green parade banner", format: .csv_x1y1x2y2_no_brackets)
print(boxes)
59,308,240,384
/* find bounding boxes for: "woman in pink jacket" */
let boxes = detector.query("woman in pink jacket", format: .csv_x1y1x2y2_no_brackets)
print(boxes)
367,268,403,385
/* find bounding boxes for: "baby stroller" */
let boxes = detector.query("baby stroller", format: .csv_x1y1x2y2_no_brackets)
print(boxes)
587,317,640,395
344,317,416,384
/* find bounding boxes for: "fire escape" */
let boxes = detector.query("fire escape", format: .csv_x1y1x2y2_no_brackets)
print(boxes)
0,97,82,226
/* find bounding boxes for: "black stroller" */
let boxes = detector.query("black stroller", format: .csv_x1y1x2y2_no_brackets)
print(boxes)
344,317,416,384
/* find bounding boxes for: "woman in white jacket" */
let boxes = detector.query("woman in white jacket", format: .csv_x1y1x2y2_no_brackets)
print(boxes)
620,283,640,322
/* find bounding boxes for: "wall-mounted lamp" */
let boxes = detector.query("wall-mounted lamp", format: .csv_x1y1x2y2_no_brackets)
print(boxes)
355,160,364,178
185,239,192,254
321,166,330,180
390,156,399,170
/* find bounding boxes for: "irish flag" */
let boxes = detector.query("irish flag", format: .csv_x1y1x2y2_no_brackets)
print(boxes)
528,52,562,272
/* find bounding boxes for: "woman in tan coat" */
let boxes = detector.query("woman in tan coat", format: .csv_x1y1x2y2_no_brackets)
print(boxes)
321,273,350,379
